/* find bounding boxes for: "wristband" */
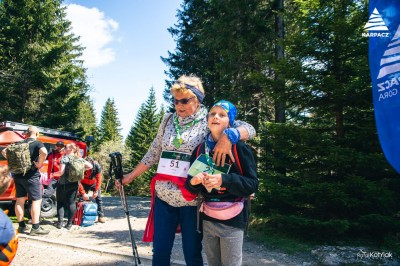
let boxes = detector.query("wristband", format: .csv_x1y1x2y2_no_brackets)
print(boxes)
223,128,240,144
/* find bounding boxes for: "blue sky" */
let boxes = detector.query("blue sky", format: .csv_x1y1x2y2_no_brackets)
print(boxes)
63,0,182,138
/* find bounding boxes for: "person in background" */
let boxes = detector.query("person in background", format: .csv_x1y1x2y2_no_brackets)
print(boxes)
51,143,92,230
0,165,14,243
186,100,258,266
0,165,18,265
78,157,105,223
119,74,256,266
1,126,49,236
44,141,65,198
0,165,11,196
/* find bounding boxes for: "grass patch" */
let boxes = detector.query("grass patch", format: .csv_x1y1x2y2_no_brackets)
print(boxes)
7,215,30,223
9,216,18,223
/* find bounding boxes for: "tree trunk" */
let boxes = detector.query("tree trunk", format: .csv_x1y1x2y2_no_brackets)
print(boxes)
274,0,286,123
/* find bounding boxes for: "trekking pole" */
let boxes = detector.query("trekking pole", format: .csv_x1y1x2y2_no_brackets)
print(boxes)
109,152,141,265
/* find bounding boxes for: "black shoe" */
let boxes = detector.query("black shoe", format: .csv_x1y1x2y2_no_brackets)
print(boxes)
65,223,73,230
29,226,50,236
18,225,31,234
55,222,64,229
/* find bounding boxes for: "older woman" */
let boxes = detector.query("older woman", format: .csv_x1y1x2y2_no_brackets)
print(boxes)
121,74,255,266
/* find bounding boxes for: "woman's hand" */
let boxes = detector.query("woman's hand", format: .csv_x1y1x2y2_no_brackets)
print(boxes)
122,173,136,185
213,134,234,166
114,179,121,190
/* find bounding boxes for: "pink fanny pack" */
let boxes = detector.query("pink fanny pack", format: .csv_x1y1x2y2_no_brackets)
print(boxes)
200,200,244,220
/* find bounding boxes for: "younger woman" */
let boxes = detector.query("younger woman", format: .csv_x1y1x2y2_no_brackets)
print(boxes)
51,143,92,230
186,100,258,266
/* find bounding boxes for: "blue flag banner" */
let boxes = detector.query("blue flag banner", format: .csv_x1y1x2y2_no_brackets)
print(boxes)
367,0,400,173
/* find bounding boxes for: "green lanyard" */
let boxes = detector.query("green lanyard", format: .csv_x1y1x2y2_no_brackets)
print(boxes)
173,109,207,148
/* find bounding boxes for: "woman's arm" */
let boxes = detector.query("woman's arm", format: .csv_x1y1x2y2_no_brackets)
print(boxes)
141,113,173,166
121,162,150,185
51,163,66,178
234,120,256,140
213,120,256,166
119,114,172,187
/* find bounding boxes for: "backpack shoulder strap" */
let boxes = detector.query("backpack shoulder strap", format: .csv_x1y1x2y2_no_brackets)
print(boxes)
233,143,252,236
163,113,173,132
233,144,243,175
196,143,204,158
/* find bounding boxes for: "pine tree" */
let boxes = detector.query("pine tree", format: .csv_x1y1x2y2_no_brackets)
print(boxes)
75,97,98,151
124,87,162,195
163,0,275,126
0,0,89,130
256,0,400,240
164,0,400,242
98,98,122,144
161,0,219,108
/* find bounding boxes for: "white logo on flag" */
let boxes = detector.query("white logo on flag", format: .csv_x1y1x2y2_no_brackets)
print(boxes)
377,25,400,79
364,8,389,31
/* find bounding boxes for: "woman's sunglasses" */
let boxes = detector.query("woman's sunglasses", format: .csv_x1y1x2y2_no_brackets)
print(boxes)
174,96,195,105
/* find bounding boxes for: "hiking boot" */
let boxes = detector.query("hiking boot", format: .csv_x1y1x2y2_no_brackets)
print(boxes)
55,222,64,229
29,226,50,236
65,223,73,230
98,217,106,223
18,225,31,234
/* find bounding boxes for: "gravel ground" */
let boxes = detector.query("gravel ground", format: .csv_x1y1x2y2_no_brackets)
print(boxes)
10,196,320,266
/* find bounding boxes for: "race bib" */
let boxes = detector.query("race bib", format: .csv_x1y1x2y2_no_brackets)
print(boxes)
157,151,191,178
188,154,231,177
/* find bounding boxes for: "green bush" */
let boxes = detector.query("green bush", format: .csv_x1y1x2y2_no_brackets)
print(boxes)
271,214,350,239
253,122,400,242
352,214,400,240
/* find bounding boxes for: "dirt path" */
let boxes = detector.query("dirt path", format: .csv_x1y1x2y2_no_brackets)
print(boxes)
11,196,318,265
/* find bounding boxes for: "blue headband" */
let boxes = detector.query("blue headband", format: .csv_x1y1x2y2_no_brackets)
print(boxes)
177,82,205,103
212,100,237,126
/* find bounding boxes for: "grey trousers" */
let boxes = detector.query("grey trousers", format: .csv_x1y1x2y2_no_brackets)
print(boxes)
203,220,244,266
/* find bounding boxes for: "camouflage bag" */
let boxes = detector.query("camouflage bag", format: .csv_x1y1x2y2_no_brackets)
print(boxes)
66,155,86,183
6,140,35,175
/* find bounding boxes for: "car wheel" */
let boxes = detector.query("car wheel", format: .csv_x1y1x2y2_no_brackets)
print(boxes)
41,194,57,218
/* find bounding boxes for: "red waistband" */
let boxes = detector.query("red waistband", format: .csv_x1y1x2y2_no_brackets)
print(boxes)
142,174,197,242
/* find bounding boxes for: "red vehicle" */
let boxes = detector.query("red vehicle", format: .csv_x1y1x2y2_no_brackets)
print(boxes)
0,121,92,217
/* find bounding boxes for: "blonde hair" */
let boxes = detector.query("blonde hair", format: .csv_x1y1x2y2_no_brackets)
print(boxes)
66,143,81,158
26,126,39,137
170,74,205,98
0,165,11,195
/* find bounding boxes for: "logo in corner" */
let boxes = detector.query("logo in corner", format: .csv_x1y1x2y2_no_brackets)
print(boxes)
362,8,390,38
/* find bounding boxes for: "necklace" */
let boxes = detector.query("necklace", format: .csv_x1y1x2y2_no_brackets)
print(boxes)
173,108,207,148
